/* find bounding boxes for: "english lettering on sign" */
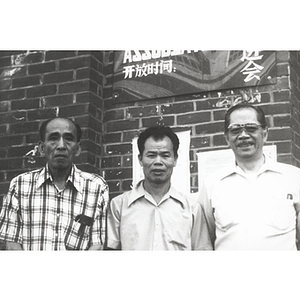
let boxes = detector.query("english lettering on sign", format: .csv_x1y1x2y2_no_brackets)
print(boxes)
123,50,199,64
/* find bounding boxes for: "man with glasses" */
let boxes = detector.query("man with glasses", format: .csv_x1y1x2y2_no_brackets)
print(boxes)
199,103,300,250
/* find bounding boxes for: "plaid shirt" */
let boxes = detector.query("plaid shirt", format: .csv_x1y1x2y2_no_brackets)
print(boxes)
0,165,109,250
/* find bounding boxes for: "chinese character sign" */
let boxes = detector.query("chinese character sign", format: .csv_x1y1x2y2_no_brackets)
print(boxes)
112,50,276,103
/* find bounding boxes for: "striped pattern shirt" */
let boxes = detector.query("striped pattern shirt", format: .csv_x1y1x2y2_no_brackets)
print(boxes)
0,165,109,250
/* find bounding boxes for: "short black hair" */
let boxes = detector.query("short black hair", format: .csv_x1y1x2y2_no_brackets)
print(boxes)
137,126,180,158
224,103,267,132
39,118,82,142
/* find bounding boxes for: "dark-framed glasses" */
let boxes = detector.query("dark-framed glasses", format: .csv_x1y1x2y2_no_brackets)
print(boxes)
227,123,262,135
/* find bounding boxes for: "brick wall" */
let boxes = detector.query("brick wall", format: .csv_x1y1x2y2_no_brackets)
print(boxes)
102,51,300,198
0,50,106,207
1,50,300,203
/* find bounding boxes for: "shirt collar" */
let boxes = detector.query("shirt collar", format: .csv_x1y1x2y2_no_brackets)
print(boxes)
220,155,282,180
36,164,82,193
127,180,186,208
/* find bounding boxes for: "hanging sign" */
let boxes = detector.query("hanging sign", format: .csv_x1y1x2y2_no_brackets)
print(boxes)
112,50,277,103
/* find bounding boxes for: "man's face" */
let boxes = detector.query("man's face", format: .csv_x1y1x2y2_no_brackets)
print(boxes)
138,136,177,185
39,118,81,171
225,108,268,161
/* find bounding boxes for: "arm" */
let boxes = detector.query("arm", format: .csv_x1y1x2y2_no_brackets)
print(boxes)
0,177,23,248
106,196,122,250
198,181,216,249
294,202,300,250
191,201,213,250
88,184,109,250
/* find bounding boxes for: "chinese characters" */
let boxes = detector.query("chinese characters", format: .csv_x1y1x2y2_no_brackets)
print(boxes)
240,51,264,82
123,60,175,79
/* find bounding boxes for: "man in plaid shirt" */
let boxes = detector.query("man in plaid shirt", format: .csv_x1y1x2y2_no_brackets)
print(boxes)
0,117,109,250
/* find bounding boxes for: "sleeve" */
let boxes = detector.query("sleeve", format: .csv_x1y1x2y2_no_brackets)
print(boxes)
0,177,23,244
198,180,216,249
90,181,109,247
106,196,122,250
191,200,213,250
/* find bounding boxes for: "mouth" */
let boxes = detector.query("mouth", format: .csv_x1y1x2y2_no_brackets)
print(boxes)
237,142,254,148
152,169,165,174
54,154,68,158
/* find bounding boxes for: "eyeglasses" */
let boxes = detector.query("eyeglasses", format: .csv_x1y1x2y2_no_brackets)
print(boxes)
227,123,262,135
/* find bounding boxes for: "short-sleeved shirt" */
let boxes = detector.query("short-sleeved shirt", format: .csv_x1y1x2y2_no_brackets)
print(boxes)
199,160,300,250
106,181,213,250
0,165,109,250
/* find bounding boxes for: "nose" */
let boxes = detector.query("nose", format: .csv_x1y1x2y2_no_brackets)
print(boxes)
238,128,250,138
57,137,66,149
154,155,163,164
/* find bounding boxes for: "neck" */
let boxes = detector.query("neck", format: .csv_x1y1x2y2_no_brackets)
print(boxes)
48,165,72,189
236,154,265,174
143,180,171,204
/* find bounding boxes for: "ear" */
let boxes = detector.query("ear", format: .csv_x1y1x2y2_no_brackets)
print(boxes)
224,132,230,146
138,154,143,167
75,142,82,157
174,156,178,167
38,141,45,157
263,127,268,143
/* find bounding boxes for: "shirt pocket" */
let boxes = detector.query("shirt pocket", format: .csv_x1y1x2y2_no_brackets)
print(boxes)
265,198,296,231
165,218,191,250
64,220,91,250
213,204,240,232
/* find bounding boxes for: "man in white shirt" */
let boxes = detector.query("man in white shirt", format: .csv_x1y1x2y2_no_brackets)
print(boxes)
200,103,300,250
106,126,212,250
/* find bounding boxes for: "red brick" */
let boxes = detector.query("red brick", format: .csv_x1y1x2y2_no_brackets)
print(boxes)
0,135,24,147
0,89,25,101
276,51,289,63
123,130,140,142
0,111,27,123
44,94,73,107
273,115,291,127
105,168,132,180
10,122,39,134
0,158,23,170
76,92,103,108
101,157,121,168
104,109,124,122
106,143,132,155
45,51,77,61
268,128,292,141
0,56,12,68
276,141,291,154
107,119,139,132
28,62,56,75
213,134,227,146
27,85,57,98
0,78,11,90
27,108,57,121
142,116,174,127
103,133,122,143
89,116,103,133
12,75,40,88
58,80,90,94
8,145,34,158
59,103,89,117
11,98,39,110
177,111,210,125
191,136,210,148
13,52,43,65
260,103,291,115
196,121,224,134
277,63,290,77
59,56,91,70
44,70,74,84
0,101,9,112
